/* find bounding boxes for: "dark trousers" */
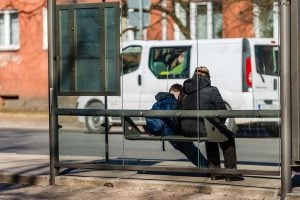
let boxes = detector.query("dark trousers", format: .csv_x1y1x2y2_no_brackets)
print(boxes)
205,136,237,169
170,141,208,168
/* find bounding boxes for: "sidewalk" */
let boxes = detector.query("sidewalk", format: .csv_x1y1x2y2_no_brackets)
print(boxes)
0,112,299,199
0,153,282,200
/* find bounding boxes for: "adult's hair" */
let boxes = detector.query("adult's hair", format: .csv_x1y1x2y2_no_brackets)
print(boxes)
194,66,210,78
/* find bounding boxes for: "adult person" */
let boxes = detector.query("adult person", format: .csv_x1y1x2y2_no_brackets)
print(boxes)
160,52,185,75
146,83,208,168
180,66,244,181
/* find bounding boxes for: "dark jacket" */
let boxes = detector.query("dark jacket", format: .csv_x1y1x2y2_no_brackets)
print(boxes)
180,75,226,137
146,92,179,136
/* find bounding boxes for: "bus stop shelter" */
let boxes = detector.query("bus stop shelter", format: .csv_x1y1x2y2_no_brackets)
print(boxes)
47,0,300,199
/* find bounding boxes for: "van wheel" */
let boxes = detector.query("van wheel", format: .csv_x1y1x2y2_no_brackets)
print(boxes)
224,103,238,133
85,101,105,134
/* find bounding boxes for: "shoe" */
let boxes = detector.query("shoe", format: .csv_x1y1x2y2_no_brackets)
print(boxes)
225,174,244,182
210,174,224,180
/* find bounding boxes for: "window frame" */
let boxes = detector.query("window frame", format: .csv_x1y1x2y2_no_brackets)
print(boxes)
121,45,142,75
253,1,279,39
255,45,280,76
43,7,48,50
0,10,20,51
148,46,191,79
127,0,150,40
189,1,222,40
174,2,188,40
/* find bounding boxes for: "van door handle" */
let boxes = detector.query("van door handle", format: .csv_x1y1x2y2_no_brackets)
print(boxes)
138,74,142,86
264,99,273,104
273,79,277,90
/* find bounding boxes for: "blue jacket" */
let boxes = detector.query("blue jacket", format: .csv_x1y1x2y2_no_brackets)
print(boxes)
146,92,179,136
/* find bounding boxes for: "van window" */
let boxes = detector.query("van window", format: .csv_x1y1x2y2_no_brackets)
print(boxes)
255,45,279,76
149,46,190,79
122,46,142,75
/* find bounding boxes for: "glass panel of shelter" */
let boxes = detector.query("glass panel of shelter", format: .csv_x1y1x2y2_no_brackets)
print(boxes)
120,0,281,176
56,2,121,163
54,0,281,175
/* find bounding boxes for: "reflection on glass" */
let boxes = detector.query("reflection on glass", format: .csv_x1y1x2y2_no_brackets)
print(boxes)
60,60,71,92
59,10,71,92
105,7,117,92
75,8,100,92
75,8,100,58
76,59,100,91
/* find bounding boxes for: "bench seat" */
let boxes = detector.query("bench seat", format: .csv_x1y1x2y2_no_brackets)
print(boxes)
122,116,208,142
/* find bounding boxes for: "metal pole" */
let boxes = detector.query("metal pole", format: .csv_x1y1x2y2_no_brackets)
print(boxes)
102,0,108,161
280,0,292,198
48,0,59,185
105,96,109,161
291,0,300,163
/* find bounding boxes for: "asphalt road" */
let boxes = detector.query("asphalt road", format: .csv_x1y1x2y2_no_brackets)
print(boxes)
0,126,280,169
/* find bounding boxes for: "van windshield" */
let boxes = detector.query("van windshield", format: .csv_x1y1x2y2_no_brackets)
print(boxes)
255,45,279,76
122,46,142,75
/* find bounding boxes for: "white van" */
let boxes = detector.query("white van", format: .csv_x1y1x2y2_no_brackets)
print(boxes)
77,38,279,134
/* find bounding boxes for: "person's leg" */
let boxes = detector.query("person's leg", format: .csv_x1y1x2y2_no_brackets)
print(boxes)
219,138,237,169
219,138,244,181
205,142,221,167
170,141,208,167
205,141,223,180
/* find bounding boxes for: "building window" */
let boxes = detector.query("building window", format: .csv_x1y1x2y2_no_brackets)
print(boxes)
174,2,189,40
190,2,222,39
0,10,19,50
127,0,149,40
43,7,48,49
254,1,279,39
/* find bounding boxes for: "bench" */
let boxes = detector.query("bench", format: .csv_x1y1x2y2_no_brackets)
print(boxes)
122,116,228,143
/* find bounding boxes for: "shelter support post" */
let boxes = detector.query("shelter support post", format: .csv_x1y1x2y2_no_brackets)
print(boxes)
280,0,292,198
48,0,59,185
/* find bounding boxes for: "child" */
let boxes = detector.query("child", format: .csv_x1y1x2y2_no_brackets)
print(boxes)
146,84,181,136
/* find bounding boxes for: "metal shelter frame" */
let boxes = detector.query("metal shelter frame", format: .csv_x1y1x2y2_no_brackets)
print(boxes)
48,0,295,199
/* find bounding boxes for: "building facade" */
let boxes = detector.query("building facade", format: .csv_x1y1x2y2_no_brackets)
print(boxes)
0,0,48,110
141,0,278,40
0,0,278,110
